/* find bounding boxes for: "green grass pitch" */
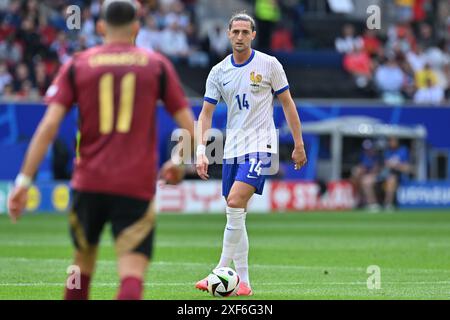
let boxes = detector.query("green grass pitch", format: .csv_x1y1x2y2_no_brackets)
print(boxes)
1,210,450,300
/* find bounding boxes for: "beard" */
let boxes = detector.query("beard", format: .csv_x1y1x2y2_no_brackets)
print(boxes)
233,45,247,53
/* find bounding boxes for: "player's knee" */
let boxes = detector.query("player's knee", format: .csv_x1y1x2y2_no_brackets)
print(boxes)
386,176,398,189
118,253,148,279
361,176,374,188
226,196,246,209
74,248,97,274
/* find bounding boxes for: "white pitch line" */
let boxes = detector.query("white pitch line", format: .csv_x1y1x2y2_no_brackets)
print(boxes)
3,239,449,250
1,257,450,274
0,240,223,248
1,281,450,288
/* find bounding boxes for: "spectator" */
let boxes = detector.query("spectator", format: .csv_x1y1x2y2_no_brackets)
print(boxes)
444,62,450,98
343,46,373,88
16,79,39,101
255,0,281,50
351,139,381,211
38,16,57,47
335,23,363,54
206,22,229,64
186,22,209,67
50,31,72,64
185,21,200,50
165,0,190,31
406,44,427,72
413,77,445,105
415,62,438,89
2,0,22,29
136,15,161,52
417,22,435,49
386,24,416,56
159,0,178,12
394,0,414,23
153,5,170,30
80,7,100,48
0,83,14,100
74,34,89,53
12,62,29,92
89,0,102,20
16,17,43,65
412,0,427,23
270,23,294,53
0,61,12,94
374,56,406,104
159,20,190,63
425,40,450,91
48,6,67,31
34,61,51,97
0,34,22,66
362,29,382,58
0,20,16,41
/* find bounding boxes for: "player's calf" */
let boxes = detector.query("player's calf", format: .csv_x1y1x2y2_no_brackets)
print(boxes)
116,253,148,300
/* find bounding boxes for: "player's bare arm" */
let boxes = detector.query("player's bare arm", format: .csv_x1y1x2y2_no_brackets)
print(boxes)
277,89,307,170
195,101,216,180
8,103,67,222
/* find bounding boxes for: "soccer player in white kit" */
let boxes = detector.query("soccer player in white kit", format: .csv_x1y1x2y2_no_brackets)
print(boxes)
195,12,307,296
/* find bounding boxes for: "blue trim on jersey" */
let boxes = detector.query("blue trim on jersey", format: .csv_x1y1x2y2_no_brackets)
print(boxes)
204,97,218,105
275,85,289,95
231,49,255,68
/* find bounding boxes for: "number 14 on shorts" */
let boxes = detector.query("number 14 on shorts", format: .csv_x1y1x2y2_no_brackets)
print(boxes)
249,158,262,176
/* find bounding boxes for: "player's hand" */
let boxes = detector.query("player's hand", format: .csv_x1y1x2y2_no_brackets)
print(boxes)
160,160,185,185
7,186,28,224
196,154,209,180
292,145,307,170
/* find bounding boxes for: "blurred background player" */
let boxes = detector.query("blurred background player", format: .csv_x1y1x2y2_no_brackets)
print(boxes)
351,139,381,211
360,137,412,212
379,137,412,211
7,0,195,300
195,12,307,296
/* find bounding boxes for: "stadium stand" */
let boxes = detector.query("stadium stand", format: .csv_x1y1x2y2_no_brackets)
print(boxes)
0,0,448,100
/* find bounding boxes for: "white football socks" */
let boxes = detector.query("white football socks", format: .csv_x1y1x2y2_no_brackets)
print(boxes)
234,221,250,286
217,207,246,269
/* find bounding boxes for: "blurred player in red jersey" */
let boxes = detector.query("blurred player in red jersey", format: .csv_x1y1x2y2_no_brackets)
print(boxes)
7,0,195,300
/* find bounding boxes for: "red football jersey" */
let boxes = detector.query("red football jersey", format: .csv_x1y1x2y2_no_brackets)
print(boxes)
45,43,188,200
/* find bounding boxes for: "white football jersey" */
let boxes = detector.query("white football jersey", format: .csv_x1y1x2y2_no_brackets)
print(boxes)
204,49,289,159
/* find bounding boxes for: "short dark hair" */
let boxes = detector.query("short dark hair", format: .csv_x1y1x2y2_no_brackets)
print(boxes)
102,0,137,26
228,12,256,31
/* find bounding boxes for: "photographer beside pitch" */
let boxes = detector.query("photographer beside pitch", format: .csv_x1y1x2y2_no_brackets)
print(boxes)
8,0,194,300
195,12,307,296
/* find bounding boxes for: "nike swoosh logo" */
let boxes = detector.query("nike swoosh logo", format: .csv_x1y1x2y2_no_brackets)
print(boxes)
223,80,232,86
246,174,258,179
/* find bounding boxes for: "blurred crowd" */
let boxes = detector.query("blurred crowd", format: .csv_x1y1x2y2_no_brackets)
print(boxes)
0,0,449,103
336,1,450,105
0,0,202,101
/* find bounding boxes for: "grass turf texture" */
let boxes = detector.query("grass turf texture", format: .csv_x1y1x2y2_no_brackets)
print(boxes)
0,211,450,300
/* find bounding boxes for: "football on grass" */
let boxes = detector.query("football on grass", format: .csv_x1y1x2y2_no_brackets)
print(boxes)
207,267,240,297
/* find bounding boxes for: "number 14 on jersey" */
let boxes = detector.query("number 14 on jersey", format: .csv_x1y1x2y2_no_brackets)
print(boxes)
235,94,250,110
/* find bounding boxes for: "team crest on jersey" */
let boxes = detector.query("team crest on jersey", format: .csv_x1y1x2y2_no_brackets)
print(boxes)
250,71,262,92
